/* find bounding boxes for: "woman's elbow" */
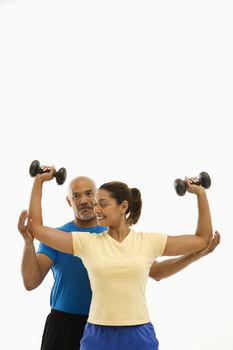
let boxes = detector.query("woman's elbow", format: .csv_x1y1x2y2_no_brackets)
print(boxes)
201,229,213,245
198,237,209,250
28,223,42,239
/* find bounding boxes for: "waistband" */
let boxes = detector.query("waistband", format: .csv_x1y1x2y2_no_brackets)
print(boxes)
51,308,88,320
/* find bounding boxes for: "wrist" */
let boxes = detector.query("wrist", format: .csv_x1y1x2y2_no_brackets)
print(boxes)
188,252,199,260
24,240,34,247
196,189,207,198
183,251,196,260
34,175,44,184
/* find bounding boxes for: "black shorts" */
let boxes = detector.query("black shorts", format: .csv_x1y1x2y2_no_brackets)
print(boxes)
40,309,88,350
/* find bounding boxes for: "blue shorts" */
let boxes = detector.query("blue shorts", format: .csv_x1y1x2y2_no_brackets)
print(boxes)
80,322,159,350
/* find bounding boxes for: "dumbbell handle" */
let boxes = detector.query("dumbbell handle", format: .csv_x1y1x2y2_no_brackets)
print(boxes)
36,168,52,174
190,179,201,186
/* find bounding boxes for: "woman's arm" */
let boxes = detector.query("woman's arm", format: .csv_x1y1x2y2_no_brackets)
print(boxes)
28,168,73,254
150,231,220,280
163,177,213,256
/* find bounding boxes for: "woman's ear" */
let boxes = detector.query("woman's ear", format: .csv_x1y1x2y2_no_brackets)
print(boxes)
121,200,129,214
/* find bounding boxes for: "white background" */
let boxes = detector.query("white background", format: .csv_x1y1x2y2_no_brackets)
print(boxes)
0,0,232,349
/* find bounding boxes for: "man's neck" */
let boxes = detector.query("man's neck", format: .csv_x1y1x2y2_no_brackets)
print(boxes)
73,218,98,228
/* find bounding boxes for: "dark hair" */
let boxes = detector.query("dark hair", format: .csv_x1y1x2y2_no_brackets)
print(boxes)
99,181,142,225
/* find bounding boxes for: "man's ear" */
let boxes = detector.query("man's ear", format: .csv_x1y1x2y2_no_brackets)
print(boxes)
66,196,72,207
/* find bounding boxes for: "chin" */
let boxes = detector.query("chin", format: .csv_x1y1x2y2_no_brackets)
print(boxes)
81,215,96,222
98,219,107,225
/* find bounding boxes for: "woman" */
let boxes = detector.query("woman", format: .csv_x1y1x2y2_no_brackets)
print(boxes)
26,166,213,350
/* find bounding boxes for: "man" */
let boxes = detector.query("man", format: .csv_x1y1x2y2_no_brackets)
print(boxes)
18,175,220,350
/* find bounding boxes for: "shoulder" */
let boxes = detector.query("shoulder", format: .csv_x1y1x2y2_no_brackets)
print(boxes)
91,231,108,238
132,230,167,257
132,230,167,241
72,231,108,256
72,230,107,240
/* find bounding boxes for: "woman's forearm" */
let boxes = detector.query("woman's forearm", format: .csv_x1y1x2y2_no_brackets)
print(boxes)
28,177,73,254
149,254,198,281
29,176,43,226
195,191,213,244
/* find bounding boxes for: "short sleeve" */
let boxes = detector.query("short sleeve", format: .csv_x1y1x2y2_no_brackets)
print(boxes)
145,232,168,257
72,231,91,257
37,242,57,264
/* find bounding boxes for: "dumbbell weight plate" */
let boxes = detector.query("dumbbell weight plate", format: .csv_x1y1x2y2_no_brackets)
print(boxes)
29,160,40,177
199,172,211,189
56,168,67,185
174,179,187,196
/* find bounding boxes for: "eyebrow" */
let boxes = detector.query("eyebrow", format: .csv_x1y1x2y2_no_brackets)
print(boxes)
72,189,93,195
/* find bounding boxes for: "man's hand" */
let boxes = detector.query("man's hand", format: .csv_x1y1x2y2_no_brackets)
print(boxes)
18,210,33,244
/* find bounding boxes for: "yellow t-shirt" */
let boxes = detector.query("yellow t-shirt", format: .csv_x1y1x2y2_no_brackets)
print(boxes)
72,229,167,326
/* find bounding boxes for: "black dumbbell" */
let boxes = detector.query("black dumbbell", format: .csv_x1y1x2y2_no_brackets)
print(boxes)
29,160,67,185
174,171,211,196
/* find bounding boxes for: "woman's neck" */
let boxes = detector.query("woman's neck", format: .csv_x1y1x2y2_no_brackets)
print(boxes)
107,223,130,242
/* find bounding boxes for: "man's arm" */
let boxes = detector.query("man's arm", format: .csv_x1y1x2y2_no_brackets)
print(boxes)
149,231,220,281
18,210,52,290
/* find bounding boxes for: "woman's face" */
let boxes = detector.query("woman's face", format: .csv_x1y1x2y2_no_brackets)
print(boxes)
95,189,125,227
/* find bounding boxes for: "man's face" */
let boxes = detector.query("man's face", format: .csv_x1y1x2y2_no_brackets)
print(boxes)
67,178,97,222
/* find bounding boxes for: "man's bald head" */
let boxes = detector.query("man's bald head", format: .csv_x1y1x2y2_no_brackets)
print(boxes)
67,176,97,198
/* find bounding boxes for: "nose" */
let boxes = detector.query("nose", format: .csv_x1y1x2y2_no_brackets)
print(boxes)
94,204,101,213
80,195,88,204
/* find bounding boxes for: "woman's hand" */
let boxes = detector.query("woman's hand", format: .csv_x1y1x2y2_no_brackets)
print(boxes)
35,165,56,183
185,176,206,196
193,230,220,258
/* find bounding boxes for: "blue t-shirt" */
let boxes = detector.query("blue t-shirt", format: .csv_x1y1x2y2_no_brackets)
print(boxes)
37,221,107,315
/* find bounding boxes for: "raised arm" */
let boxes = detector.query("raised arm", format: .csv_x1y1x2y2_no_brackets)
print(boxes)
28,167,73,254
150,230,220,281
163,177,213,256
